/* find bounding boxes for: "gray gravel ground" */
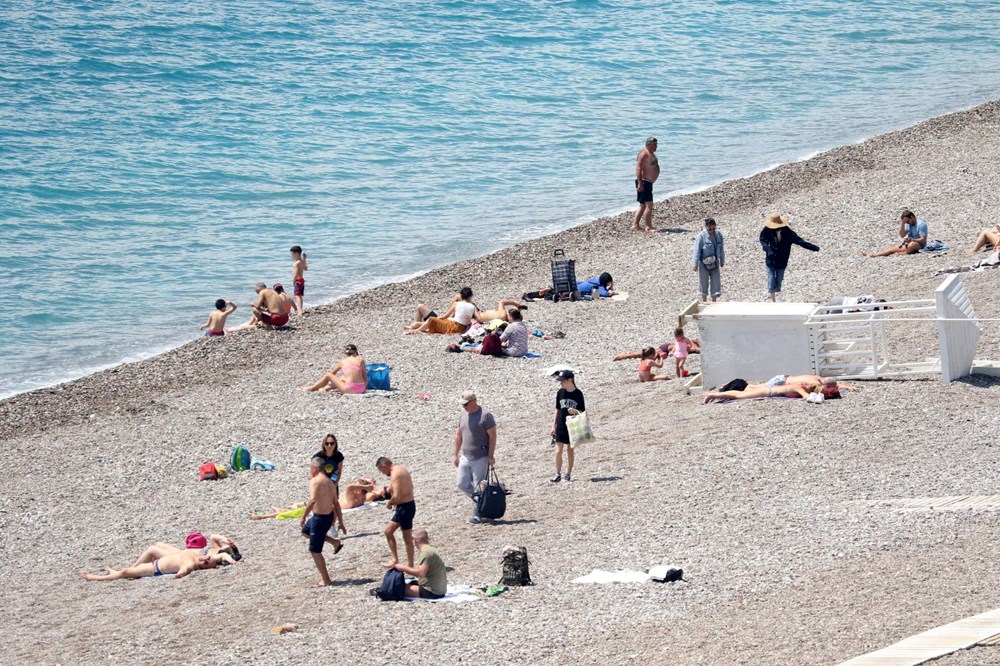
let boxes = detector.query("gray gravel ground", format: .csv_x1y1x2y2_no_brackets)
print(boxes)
4,101,1000,666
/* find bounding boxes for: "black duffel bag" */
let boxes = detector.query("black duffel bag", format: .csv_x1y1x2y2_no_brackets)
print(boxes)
476,465,507,520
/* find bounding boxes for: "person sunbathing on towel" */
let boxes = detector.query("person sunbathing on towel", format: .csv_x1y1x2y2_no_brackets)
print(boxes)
703,381,819,404
302,344,368,394
966,224,1000,255
83,547,236,581
338,477,391,509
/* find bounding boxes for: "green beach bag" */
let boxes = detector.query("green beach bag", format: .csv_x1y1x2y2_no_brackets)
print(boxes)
230,445,251,472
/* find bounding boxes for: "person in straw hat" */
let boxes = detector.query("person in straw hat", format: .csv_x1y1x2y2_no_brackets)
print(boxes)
759,213,820,301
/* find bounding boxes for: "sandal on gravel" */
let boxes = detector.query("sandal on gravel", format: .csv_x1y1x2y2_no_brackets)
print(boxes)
549,473,561,483
333,541,344,555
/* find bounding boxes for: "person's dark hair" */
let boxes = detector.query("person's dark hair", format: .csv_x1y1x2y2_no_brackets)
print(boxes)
598,272,613,288
344,344,358,356
508,309,523,322
641,346,656,359
376,456,392,468
674,327,684,338
215,299,226,310
704,218,716,227
459,287,473,300
274,284,284,293
900,210,915,221
322,433,338,449
290,245,302,254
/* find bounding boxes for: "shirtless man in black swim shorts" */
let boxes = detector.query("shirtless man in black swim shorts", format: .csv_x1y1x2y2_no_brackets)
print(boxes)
82,547,235,581
631,137,661,233
376,456,416,568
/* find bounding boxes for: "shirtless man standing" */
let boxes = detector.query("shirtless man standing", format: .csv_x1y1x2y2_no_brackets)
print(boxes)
301,459,346,587
376,456,416,568
631,137,661,233
83,548,234,581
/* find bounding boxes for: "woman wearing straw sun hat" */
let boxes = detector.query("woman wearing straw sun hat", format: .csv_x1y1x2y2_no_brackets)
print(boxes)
758,213,820,301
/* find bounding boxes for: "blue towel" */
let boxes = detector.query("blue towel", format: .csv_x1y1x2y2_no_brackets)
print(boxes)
921,240,948,252
523,352,542,359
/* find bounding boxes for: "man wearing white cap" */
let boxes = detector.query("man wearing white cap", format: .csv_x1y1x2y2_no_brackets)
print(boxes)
453,390,497,524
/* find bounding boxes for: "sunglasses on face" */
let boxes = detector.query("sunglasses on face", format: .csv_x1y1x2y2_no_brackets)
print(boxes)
323,441,336,447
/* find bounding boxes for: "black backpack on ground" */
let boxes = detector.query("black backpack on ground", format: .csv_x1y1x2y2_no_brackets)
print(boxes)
476,465,507,520
500,546,533,586
550,249,579,302
376,568,405,601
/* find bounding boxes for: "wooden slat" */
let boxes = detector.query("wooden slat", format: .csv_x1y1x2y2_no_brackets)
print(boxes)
838,607,1000,665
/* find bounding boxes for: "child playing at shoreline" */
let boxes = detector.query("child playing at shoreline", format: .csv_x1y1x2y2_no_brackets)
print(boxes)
291,245,308,316
200,299,237,336
638,347,671,382
550,369,585,483
673,327,693,378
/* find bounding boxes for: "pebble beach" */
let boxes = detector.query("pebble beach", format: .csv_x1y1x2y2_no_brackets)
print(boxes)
4,100,1000,665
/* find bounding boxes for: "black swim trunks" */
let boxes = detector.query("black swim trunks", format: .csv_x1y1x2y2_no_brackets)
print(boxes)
423,311,438,321
635,178,653,204
390,500,417,530
303,513,334,553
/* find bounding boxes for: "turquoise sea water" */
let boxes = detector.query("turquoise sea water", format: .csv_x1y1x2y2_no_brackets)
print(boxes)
2,0,1000,399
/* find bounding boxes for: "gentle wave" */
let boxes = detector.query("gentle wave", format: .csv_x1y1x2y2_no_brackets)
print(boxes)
2,0,1000,398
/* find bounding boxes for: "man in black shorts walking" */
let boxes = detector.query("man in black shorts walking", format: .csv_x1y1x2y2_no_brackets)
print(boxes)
377,456,417,567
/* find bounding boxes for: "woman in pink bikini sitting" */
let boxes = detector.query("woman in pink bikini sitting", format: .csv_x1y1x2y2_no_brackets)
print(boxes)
302,344,368,394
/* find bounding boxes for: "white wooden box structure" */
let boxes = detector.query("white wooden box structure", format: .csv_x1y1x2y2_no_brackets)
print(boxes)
691,302,817,391
685,275,988,390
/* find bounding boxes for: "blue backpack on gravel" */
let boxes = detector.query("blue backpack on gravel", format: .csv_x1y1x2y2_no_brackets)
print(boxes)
376,568,405,601
230,445,251,472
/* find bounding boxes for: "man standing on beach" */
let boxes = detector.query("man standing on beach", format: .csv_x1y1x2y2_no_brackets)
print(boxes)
631,137,660,233
377,456,416,567
300,458,345,587
454,390,497,524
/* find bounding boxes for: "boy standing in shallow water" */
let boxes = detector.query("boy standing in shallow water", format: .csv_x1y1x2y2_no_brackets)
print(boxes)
290,245,308,316
300,459,345,587
200,299,237,336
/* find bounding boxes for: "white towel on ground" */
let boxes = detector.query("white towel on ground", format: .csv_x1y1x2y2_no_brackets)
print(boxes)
572,569,651,584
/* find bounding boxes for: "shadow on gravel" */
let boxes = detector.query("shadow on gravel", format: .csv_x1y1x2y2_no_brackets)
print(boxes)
484,519,538,526
955,375,1000,389
342,531,378,540
332,577,377,587
656,227,689,234
590,476,623,483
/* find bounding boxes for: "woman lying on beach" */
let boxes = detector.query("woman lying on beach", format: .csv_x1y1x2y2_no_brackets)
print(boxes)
475,299,527,323
703,381,818,403
82,544,237,581
249,480,389,520
406,287,476,335
703,376,853,403
302,344,367,394
613,338,701,362
965,224,1000,254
